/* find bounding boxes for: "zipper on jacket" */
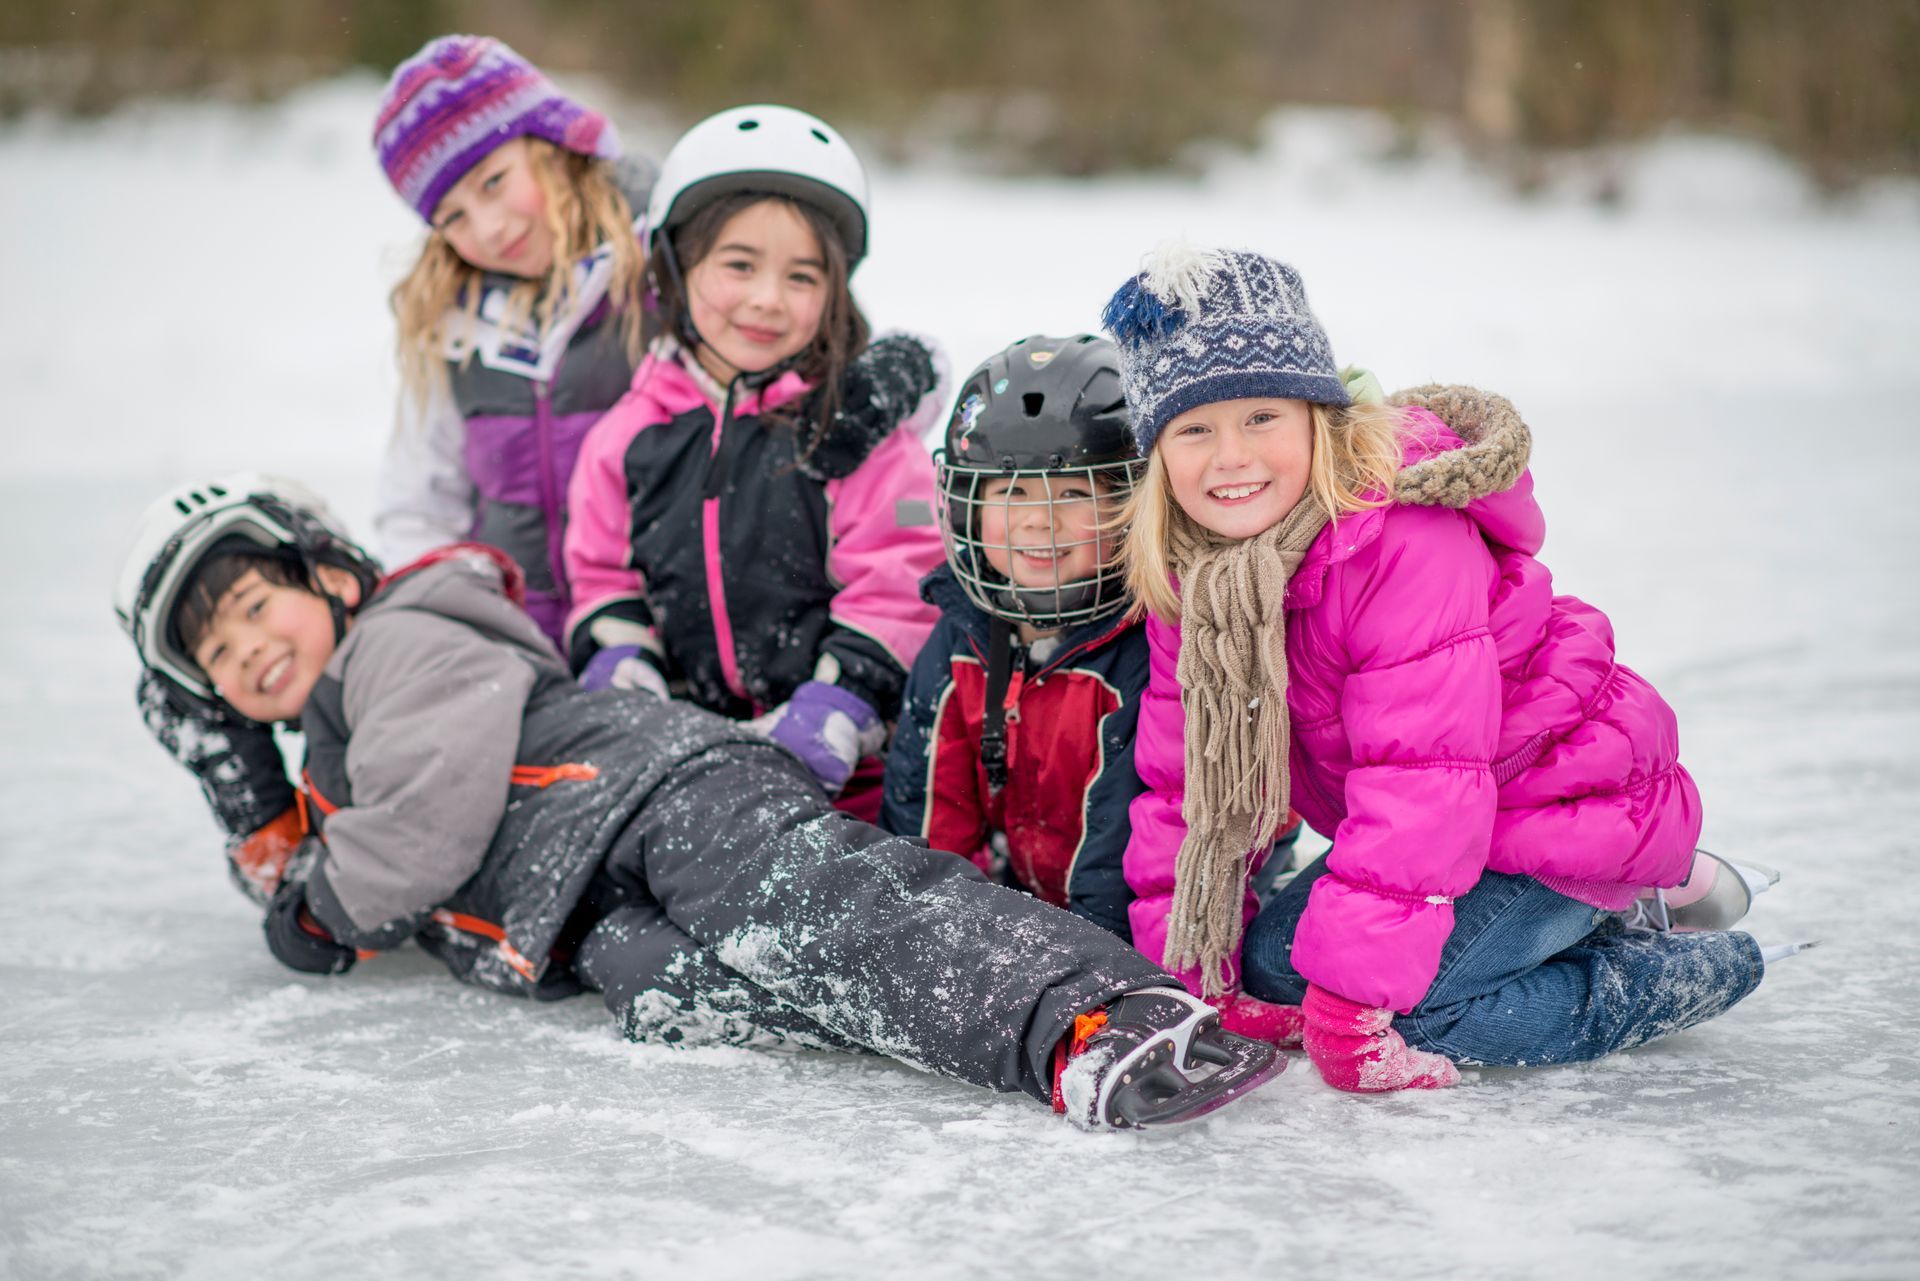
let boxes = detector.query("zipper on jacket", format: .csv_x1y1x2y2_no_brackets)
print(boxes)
508,762,601,788
699,382,748,700
531,375,571,604
700,382,740,498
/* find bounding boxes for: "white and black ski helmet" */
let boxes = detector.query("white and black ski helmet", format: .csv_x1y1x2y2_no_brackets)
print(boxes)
113,473,379,705
936,335,1142,631
644,104,869,266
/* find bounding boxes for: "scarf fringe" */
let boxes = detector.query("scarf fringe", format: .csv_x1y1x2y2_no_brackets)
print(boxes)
1164,496,1327,996
1161,384,1533,996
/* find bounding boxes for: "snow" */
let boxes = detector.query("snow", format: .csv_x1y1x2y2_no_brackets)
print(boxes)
4,77,1919,1280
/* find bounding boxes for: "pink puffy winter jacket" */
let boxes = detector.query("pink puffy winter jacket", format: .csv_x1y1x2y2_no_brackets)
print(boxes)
1126,388,1701,1012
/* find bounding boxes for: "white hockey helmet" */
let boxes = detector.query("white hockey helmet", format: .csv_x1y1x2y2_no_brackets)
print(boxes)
644,104,870,267
113,473,377,705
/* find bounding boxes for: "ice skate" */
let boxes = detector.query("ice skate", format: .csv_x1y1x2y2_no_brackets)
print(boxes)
1055,986,1285,1130
1626,848,1780,932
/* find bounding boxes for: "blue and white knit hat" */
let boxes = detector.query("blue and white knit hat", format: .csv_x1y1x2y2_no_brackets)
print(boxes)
1100,244,1350,454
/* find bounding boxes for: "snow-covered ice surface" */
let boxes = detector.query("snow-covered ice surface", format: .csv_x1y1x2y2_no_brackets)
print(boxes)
3,80,1918,1279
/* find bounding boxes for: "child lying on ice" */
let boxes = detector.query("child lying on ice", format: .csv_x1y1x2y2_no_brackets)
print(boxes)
115,474,1284,1129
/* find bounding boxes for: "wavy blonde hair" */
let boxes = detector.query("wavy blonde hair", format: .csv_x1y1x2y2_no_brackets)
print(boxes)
1120,395,1408,621
389,138,646,404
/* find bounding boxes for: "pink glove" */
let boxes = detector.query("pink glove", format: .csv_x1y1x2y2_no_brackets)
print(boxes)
1212,992,1304,1048
1301,984,1459,1093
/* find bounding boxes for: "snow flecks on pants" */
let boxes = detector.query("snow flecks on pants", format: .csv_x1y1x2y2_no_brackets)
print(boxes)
602,744,1168,1098
618,986,845,1052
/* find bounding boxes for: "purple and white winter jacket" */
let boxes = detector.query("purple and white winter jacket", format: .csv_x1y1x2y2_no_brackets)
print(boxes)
374,166,653,647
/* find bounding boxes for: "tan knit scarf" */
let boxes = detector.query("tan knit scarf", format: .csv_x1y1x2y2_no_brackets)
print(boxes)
1164,494,1330,996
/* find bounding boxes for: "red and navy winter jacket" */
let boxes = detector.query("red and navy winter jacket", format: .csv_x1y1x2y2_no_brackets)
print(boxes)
563,344,945,719
881,565,1148,938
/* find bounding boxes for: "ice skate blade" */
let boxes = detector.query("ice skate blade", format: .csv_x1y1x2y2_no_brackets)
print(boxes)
1109,1031,1286,1129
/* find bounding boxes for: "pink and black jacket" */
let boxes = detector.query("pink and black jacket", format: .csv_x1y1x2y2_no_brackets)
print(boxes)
1128,388,1702,1010
563,341,947,719
881,565,1148,937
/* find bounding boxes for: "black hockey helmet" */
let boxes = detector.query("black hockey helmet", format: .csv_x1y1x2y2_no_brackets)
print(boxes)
936,335,1141,630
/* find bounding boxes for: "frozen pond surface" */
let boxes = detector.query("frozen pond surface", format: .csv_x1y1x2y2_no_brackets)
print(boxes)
2,78,1917,1279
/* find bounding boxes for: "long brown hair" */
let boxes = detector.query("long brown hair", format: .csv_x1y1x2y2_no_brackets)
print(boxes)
649,191,870,461
389,138,646,406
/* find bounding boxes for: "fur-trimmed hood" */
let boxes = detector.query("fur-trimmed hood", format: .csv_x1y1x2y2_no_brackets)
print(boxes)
1287,384,1542,609
1389,384,1533,509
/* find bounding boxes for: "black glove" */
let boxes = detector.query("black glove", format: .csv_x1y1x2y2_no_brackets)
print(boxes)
263,843,357,975
138,669,294,839
805,334,938,479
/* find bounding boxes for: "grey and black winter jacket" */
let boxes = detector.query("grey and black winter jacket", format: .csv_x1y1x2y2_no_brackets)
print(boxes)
297,552,762,998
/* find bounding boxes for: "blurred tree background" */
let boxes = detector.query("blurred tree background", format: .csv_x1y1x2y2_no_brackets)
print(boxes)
2,0,1914,185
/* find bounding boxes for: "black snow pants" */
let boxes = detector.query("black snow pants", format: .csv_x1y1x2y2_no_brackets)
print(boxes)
574,741,1168,1102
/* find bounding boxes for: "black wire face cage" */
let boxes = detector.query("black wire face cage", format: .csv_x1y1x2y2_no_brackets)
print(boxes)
935,454,1142,630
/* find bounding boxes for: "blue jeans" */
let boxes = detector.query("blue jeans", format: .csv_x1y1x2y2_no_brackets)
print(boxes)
1242,854,1765,1067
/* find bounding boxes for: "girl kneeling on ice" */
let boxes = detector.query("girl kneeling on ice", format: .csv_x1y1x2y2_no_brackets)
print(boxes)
1103,245,1793,1093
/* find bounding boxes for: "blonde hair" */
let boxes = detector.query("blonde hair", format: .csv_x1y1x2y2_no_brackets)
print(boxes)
1120,395,1407,621
389,138,646,405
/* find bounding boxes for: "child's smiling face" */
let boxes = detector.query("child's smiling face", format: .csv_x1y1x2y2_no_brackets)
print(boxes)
1158,397,1315,540
683,199,828,385
976,472,1116,591
430,138,556,279
189,567,360,724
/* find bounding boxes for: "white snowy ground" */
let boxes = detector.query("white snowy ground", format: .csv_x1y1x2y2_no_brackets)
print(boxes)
3,77,1918,1279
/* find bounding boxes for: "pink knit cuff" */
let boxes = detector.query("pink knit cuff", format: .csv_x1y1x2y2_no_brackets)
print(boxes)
1533,873,1641,913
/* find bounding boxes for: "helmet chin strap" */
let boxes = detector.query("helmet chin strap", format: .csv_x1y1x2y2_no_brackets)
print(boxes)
326,592,351,646
979,618,1014,798
310,552,379,646
657,235,703,351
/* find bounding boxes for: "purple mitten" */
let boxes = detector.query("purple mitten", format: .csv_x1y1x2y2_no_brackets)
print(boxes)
748,680,886,793
579,645,669,699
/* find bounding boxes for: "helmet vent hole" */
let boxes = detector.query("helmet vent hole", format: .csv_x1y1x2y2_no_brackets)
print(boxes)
737,119,760,131
811,128,829,143
1022,392,1045,418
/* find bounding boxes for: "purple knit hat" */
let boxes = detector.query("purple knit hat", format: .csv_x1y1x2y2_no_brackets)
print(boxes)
374,34,621,223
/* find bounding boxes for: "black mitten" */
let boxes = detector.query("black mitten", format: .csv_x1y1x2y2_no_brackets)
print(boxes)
805,334,938,479
842,333,936,425
138,669,295,838
263,843,357,976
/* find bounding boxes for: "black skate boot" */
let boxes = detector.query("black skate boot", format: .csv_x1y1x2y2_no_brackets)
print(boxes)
1053,986,1285,1130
